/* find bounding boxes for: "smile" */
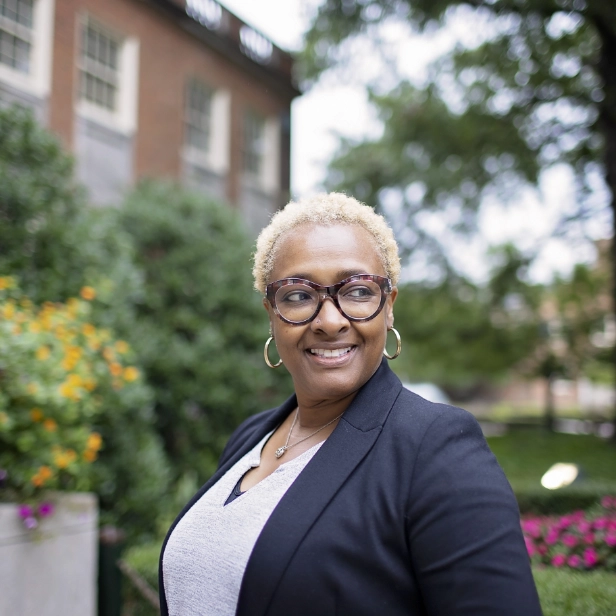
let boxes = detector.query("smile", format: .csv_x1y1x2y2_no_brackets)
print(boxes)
309,347,353,358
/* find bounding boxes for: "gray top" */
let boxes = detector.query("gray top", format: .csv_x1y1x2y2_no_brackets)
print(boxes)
162,432,324,616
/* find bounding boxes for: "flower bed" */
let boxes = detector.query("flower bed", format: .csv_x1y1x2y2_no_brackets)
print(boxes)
522,496,616,571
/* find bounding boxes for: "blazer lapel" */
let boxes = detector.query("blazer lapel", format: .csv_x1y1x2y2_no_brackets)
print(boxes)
236,360,403,616
159,396,296,614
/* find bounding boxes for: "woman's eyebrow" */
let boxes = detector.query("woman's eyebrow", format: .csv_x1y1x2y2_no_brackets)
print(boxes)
284,270,370,282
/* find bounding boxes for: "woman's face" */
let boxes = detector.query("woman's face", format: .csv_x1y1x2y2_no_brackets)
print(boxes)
265,223,397,406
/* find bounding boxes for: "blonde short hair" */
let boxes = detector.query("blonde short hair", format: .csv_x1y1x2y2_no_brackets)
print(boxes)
253,192,401,293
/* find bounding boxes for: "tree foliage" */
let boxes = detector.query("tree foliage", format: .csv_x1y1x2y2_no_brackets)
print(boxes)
301,0,615,268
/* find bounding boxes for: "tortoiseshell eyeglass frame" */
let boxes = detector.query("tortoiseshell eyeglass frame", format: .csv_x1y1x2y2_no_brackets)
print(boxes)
265,274,392,325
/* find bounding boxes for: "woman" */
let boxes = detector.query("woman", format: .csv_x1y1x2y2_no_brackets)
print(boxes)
159,193,542,615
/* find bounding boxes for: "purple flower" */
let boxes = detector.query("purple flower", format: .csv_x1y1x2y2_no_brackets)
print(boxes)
17,504,34,519
23,516,38,530
37,502,54,517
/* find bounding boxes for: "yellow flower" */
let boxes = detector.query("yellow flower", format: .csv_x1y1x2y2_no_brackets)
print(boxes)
53,449,72,469
88,338,101,351
84,378,97,392
36,346,51,361
30,408,44,422
27,383,38,395
86,432,102,452
109,362,123,377
28,321,42,334
115,340,129,354
80,286,96,301
82,323,96,337
123,366,139,382
0,276,15,290
102,347,115,362
2,301,16,319
43,418,58,432
58,382,80,401
67,373,83,387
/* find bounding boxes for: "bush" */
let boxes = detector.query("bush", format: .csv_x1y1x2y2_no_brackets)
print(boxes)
117,181,292,481
0,278,170,540
514,486,615,515
522,497,616,571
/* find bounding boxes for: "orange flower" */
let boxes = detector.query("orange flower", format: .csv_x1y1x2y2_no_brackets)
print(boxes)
80,286,96,301
31,465,53,487
83,449,97,462
102,347,115,362
43,418,57,432
67,373,83,387
30,408,44,422
36,346,51,361
109,362,123,377
58,382,80,401
123,366,139,382
12,324,21,335
86,432,102,452
84,378,97,392
53,449,72,469
2,301,16,319
115,340,129,354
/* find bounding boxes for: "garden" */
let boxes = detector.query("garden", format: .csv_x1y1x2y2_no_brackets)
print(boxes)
1,105,615,615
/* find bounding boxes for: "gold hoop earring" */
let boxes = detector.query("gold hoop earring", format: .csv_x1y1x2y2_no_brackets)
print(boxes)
264,336,283,368
383,327,401,360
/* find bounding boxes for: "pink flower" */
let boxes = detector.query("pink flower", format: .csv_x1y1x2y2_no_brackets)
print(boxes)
605,534,616,547
537,544,548,556
577,521,591,534
17,504,34,519
524,536,536,557
601,496,614,509
562,534,578,548
551,554,566,567
37,502,54,517
545,530,560,545
583,532,595,545
23,516,38,530
567,554,581,568
583,547,598,567
593,518,608,530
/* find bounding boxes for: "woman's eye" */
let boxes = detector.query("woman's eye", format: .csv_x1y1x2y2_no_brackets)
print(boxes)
281,290,312,303
344,286,375,298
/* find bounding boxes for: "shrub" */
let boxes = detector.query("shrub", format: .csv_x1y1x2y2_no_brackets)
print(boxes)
522,496,616,571
0,278,170,540
117,181,292,481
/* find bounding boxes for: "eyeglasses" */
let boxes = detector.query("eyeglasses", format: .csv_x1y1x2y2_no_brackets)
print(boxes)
266,275,392,325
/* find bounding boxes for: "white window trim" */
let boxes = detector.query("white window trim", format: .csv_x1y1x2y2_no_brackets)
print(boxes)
75,16,139,136
243,114,280,195
0,0,54,98
182,88,230,175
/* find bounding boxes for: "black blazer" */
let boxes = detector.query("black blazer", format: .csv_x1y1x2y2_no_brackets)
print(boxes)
159,359,542,615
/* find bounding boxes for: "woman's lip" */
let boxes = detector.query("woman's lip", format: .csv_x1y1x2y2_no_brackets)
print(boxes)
305,346,357,365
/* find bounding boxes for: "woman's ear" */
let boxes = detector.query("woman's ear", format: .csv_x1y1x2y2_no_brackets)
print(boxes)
386,286,398,329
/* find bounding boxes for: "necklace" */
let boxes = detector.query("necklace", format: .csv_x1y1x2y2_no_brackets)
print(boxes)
274,409,344,459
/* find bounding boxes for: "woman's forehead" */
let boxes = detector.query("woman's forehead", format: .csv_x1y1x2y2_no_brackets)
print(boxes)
270,223,386,282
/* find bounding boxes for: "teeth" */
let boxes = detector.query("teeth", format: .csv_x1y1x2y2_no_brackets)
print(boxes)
310,347,352,358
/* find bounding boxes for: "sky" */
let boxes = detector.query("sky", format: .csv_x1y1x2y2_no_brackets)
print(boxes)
218,0,610,283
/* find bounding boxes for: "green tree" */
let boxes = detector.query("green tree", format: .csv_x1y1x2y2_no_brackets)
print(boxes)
116,181,292,481
301,0,616,434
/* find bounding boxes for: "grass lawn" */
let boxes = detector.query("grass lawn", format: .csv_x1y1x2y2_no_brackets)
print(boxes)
534,568,616,616
486,429,616,492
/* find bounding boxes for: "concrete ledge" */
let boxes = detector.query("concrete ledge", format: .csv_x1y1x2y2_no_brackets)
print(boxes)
0,492,98,616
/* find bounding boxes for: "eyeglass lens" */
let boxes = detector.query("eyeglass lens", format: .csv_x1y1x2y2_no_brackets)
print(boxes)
275,280,383,323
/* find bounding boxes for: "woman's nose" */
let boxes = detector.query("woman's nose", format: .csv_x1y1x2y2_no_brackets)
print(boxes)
311,297,349,334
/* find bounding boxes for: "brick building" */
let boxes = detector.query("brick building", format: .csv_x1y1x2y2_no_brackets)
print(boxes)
0,0,300,233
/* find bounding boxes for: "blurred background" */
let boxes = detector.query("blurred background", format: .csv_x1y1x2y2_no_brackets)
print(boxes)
0,0,615,614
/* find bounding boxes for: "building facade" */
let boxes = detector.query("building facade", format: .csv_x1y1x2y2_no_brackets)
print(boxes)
0,0,299,233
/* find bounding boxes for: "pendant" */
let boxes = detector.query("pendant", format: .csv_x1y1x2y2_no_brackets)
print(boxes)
275,446,286,459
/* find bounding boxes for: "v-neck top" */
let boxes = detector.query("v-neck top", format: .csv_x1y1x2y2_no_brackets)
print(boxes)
162,431,324,616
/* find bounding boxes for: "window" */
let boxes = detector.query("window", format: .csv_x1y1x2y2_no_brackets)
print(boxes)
243,110,266,177
75,17,139,135
0,0,34,73
79,23,120,112
185,80,213,153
